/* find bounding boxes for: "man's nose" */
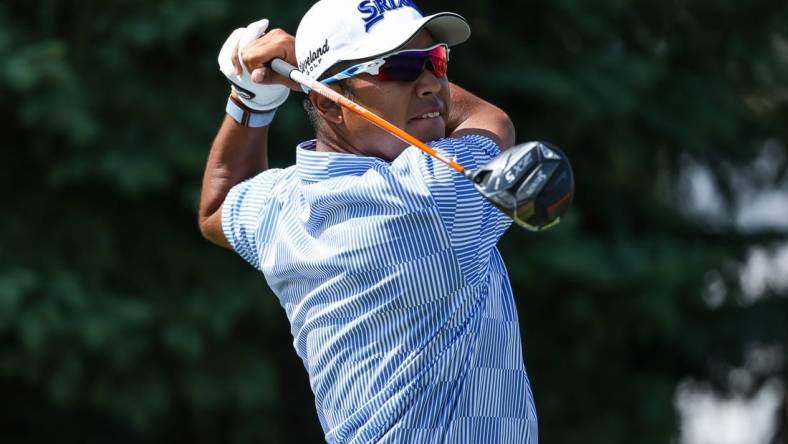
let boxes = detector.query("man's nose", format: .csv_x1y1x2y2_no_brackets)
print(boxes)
415,66,442,97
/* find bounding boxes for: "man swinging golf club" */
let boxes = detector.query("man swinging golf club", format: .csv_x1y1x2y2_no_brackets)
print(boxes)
200,0,573,442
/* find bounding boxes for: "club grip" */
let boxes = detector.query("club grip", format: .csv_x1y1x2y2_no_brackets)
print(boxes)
270,58,297,79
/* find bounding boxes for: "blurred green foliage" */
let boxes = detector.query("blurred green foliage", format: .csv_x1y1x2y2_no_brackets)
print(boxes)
1,0,787,443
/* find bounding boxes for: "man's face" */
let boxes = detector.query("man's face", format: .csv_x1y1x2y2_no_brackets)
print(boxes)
338,31,451,161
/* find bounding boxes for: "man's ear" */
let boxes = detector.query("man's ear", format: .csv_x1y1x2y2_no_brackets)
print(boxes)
310,91,343,124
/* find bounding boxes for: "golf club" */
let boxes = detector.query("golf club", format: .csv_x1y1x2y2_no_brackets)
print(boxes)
270,58,574,231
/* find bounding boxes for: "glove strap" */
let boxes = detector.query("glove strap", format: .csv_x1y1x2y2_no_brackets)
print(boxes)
226,95,276,128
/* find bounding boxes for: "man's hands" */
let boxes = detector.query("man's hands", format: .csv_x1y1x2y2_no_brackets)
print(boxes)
218,19,300,110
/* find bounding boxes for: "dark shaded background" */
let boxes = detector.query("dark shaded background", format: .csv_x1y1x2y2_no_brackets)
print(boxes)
2,0,787,442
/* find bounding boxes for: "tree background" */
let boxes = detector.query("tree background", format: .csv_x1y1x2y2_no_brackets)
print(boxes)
1,0,787,443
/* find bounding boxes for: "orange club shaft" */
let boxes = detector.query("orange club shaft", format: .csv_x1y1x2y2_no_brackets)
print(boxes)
296,66,466,174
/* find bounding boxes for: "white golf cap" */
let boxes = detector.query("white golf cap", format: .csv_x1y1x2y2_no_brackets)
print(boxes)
295,0,470,82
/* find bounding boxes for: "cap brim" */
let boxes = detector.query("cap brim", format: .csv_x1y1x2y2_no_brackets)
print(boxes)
346,12,471,63
421,12,471,47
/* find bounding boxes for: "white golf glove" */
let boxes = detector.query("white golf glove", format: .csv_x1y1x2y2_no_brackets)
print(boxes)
218,19,290,111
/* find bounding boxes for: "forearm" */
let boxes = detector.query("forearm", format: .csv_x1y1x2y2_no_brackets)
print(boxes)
198,100,270,248
446,83,515,149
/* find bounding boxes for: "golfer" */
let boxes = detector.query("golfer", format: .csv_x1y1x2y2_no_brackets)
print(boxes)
199,0,537,442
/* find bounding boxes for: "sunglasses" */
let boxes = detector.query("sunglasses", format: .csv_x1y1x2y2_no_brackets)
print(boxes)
320,44,449,85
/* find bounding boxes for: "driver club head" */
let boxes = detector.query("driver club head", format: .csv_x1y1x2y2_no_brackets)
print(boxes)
464,141,574,231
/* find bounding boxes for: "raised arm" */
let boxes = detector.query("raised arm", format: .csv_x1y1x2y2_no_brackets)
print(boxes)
446,83,516,149
198,23,299,248
198,102,269,249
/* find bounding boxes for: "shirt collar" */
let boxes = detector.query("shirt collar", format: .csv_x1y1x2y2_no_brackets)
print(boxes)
296,139,384,182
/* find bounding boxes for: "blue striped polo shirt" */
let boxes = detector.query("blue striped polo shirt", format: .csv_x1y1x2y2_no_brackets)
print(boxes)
222,134,538,443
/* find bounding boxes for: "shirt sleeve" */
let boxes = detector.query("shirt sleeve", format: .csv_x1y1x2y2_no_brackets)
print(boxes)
220,169,285,269
416,134,513,268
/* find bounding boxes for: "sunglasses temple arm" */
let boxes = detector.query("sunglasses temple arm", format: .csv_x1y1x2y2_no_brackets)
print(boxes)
270,58,466,174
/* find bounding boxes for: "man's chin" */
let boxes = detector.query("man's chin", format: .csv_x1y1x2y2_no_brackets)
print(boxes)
407,118,447,142
423,129,447,142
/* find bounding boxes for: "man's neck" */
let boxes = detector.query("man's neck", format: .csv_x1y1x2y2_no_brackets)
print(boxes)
315,131,362,155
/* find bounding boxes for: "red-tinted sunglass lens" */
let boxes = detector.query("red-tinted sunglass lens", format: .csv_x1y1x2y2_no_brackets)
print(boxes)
426,46,447,77
377,46,448,81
